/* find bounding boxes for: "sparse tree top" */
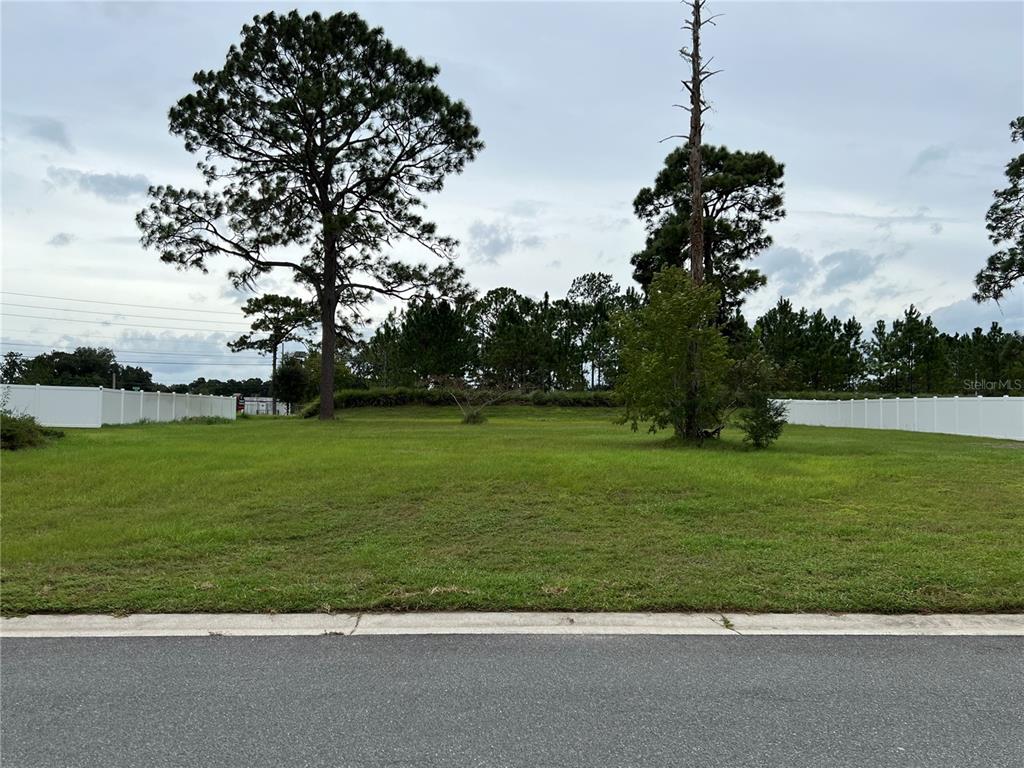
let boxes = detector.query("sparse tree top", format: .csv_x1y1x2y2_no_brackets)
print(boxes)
140,10,483,291
975,116,1024,302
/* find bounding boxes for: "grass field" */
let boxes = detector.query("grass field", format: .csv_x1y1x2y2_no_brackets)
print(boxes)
2,407,1021,615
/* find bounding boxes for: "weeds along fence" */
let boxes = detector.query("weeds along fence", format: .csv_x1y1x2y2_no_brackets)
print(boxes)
779,396,1024,441
1,383,236,428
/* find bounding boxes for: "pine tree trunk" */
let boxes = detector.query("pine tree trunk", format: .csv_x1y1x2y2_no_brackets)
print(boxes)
318,237,338,421
270,343,277,416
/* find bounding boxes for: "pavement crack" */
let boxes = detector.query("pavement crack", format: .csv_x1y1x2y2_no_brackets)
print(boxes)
710,614,743,635
349,612,363,636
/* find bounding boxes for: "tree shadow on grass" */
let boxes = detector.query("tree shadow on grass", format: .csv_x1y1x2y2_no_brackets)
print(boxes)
587,431,754,454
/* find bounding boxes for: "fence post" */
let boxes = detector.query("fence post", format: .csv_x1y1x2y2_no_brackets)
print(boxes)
895,397,899,430
156,392,161,422
140,391,145,421
33,383,41,417
120,389,125,424
97,387,104,427
953,395,959,434
171,393,177,421
912,396,918,432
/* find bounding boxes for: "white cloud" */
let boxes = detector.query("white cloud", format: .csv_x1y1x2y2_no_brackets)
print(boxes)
10,114,74,151
46,166,150,202
907,145,951,176
929,293,1024,334
46,232,76,247
466,220,545,264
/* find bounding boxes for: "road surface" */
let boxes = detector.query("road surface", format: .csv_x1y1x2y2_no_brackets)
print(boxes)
2,635,1021,767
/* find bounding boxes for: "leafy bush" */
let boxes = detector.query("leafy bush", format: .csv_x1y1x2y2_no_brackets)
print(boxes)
461,409,487,425
301,387,622,417
0,412,64,451
177,416,234,425
739,395,787,449
613,268,730,439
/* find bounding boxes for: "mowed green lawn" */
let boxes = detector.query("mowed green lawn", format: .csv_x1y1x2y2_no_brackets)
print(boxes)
2,407,1022,615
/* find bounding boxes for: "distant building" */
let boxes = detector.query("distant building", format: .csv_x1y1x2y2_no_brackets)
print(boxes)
239,397,291,416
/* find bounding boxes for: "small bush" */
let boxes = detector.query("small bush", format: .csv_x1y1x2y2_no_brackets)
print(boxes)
1,412,64,451
739,395,787,449
177,416,234,425
461,410,487,425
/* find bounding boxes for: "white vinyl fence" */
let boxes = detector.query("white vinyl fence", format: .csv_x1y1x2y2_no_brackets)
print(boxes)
1,383,236,428
779,396,1024,441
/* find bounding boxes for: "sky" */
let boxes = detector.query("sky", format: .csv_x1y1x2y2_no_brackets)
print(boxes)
2,0,1023,383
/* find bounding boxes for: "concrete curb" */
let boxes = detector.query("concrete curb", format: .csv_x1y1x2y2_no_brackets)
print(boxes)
3,612,1023,638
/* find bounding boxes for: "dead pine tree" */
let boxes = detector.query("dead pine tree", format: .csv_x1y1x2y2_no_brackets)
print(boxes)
678,0,721,440
681,0,721,285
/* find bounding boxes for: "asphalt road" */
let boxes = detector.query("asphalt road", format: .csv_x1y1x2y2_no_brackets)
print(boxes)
2,635,1021,767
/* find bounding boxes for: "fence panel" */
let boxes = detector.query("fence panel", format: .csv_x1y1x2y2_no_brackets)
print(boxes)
1,383,236,428
101,389,123,425
934,398,958,435
123,390,143,423
779,396,1023,441
2,384,102,428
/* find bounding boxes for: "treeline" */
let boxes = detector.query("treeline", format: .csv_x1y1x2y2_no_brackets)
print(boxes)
1,348,270,397
163,378,269,397
755,299,1024,395
4,292,1021,402
337,285,1022,398
350,273,639,391
1,348,155,390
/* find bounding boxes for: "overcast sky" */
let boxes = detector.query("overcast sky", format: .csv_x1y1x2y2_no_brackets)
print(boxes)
2,1,1022,383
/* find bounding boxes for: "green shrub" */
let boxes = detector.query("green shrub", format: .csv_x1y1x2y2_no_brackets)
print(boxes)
301,388,622,417
739,395,787,449
0,412,64,451
613,268,730,440
461,410,488,425
527,390,621,407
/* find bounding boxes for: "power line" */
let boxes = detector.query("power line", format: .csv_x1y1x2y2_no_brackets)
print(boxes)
0,326,226,344
0,291,247,316
98,360,269,367
1,349,269,367
0,302,250,327
2,312,252,334
0,328,310,354
0,341,266,360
